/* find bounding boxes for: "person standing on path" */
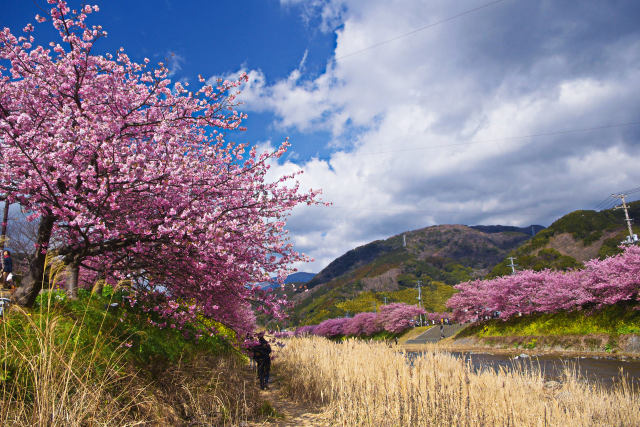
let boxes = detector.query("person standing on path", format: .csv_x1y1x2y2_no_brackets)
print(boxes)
252,334,272,390
1,250,13,288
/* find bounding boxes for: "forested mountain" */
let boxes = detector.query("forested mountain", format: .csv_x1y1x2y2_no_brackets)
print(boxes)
488,200,640,277
291,224,540,325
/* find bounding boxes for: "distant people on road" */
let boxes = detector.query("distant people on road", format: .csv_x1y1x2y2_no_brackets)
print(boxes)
252,334,272,390
1,250,13,289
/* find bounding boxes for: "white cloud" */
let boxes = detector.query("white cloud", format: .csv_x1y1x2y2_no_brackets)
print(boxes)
248,0,640,271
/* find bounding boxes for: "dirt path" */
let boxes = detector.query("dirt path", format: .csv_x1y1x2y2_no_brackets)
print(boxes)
245,371,330,427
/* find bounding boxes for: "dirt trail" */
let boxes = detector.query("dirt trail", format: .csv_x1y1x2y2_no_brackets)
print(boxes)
244,370,330,427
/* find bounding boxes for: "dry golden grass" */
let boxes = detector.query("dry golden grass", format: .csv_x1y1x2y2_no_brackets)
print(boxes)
274,337,639,427
0,306,149,426
0,255,263,426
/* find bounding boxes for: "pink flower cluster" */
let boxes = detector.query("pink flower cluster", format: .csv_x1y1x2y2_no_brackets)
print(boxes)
0,1,322,336
447,246,640,322
295,303,427,337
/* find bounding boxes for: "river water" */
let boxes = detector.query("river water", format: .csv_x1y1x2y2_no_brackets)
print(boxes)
408,351,640,389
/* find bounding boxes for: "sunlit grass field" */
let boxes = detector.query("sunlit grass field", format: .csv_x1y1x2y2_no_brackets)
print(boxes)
275,336,639,426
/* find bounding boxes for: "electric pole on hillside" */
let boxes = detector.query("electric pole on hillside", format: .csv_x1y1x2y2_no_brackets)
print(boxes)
613,193,638,244
416,280,423,326
507,257,517,274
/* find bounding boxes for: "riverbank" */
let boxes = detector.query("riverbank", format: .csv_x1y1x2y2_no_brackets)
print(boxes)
401,303,640,359
271,336,639,426
402,334,640,360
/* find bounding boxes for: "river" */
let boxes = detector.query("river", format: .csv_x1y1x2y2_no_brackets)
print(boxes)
408,351,640,389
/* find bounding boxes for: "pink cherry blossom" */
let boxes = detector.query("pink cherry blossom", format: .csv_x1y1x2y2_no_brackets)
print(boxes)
0,1,323,337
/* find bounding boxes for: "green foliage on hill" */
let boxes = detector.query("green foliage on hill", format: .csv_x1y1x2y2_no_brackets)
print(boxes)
489,248,583,278
290,254,464,326
488,201,640,278
456,302,640,337
336,283,457,315
401,257,474,285
290,224,535,326
296,282,456,326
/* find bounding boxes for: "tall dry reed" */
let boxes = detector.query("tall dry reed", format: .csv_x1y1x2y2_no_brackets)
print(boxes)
0,306,148,426
0,254,149,426
274,337,639,426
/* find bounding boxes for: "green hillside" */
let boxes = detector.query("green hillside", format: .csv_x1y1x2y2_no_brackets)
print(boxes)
488,200,640,277
289,224,536,325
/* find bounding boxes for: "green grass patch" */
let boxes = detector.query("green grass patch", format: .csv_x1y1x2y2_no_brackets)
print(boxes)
457,303,640,338
2,287,238,399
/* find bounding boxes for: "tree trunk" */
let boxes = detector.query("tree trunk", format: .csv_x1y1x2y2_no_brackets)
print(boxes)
66,262,79,299
13,213,55,307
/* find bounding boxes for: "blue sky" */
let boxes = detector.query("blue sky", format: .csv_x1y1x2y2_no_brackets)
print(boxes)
3,0,640,272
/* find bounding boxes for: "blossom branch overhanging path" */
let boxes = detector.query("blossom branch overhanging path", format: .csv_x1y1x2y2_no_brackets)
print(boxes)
0,0,324,335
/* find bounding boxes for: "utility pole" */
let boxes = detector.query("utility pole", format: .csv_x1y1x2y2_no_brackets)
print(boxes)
613,193,638,244
416,280,423,326
507,257,517,274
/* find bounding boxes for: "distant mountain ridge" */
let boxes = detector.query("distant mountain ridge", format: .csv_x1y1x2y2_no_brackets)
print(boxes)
284,272,316,284
470,225,545,235
305,224,542,291
291,223,542,325
260,272,316,289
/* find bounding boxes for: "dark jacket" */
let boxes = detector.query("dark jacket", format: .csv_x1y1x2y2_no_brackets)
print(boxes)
2,256,12,273
252,340,272,362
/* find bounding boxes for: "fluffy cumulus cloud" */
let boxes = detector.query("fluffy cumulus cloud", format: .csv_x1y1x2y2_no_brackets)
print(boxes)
250,0,640,271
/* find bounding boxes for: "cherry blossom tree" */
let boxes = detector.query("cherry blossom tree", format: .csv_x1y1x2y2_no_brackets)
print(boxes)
377,303,426,334
309,304,426,338
314,317,349,338
0,1,321,334
343,311,380,336
447,246,640,322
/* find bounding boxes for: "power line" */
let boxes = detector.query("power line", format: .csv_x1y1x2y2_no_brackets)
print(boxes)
335,0,509,61
312,204,540,215
594,196,615,211
596,187,640,211
619,186,640,195
355,121,640,157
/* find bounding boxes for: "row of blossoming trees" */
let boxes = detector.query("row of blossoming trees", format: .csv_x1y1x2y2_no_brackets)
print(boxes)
0,1,320,336
294,303,431,338
446,245,640,322
295,246,640,338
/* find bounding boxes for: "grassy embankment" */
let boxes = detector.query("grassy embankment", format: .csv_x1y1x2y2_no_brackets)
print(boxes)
452,303,640,353
0,285,270,426
274,337,639,426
